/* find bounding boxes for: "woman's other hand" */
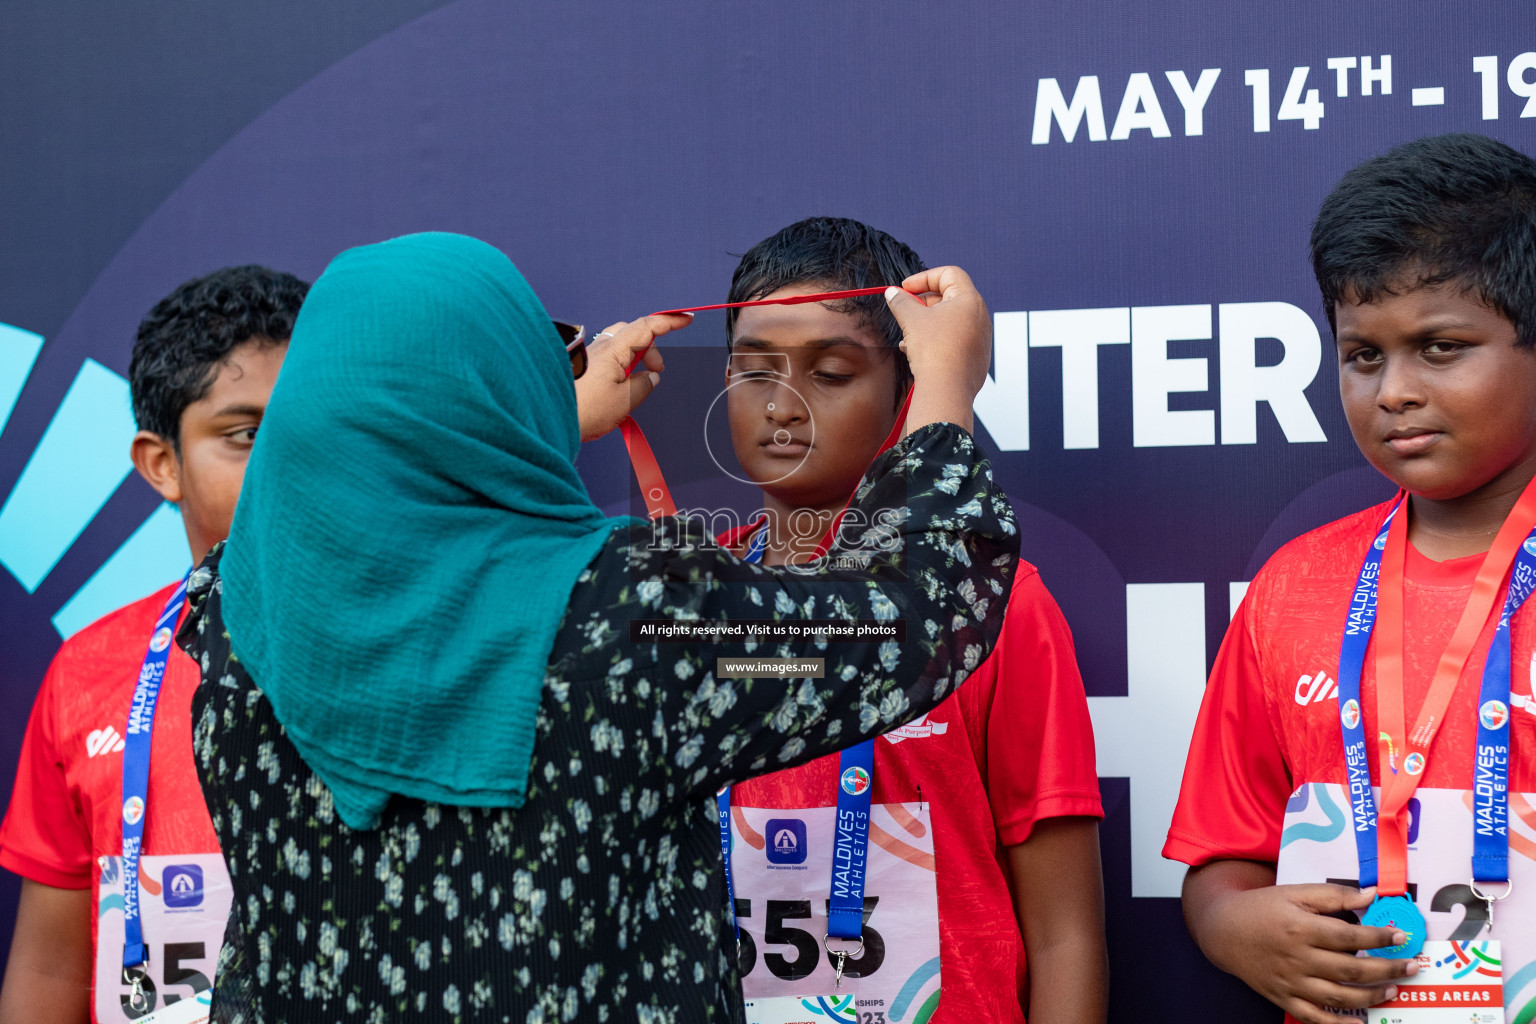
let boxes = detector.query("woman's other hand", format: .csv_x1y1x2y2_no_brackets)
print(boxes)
574,312,691,441
884,266,991,435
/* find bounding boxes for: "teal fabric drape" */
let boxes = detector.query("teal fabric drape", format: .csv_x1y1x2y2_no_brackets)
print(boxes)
222,232,620,829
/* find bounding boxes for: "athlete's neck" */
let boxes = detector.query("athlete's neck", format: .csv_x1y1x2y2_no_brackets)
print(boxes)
757,491,846,567
1408,455,1536,561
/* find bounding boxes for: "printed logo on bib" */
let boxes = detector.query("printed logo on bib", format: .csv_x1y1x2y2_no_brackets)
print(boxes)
148,627,174,654
765,819,808,867
1482,700,1511,730
162,865,203,909
730,803,941,1022
1279,783,1536,1020
744,993,858,1024
122,796,145,826
96,853,231,1023
839,766,870,797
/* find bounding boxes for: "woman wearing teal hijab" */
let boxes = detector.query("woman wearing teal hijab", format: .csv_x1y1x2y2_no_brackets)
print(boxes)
182,232,1018,1022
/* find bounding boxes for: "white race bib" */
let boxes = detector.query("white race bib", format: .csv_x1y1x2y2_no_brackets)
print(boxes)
95,853,232,1023
1355,940,1502,1022
1279,783,1536,1020
730,802,941,1023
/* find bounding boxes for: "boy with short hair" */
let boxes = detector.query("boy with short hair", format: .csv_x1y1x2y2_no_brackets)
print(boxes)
0,265,307,1024
1167,133,1536,1024
716,217,1107,1023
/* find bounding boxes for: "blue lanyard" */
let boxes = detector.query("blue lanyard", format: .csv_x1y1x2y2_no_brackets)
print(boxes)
720,525,875,943
1336,503,1526,890
121,579,188,971
1473,538,1535,884
745,525,766,563
717,788,739,941
827,741,874,940
718,742,877,942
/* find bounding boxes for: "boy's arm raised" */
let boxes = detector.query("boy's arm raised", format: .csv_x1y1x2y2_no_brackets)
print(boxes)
1182,860,1415,1024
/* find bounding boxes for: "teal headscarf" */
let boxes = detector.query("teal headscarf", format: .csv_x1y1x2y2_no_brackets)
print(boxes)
222,232,620,830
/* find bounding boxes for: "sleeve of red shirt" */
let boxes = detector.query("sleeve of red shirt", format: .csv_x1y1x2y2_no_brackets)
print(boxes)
0,661,94,888
985,567,1104,846
1163,588,1294,867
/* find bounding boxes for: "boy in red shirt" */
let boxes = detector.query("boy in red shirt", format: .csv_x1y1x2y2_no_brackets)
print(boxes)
1167,133,1536,1023
0,266,308,1024
715,218,1106,1023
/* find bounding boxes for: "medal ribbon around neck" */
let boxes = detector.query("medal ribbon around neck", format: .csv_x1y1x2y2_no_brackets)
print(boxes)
1336,478,1536,956
1374,477,1536,896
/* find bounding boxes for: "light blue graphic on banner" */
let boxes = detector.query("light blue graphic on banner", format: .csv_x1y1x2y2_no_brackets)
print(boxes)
0,359,135,591
0,323,44,440
52,503,188,638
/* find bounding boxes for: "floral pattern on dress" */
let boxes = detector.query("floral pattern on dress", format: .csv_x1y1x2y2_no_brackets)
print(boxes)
184,423,1016,1023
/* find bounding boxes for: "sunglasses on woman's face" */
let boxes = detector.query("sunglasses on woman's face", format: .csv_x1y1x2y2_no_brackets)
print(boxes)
551,320,589,380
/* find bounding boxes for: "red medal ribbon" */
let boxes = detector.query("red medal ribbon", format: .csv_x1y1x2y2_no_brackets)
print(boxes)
620,287,915,540
1373,476,1536,895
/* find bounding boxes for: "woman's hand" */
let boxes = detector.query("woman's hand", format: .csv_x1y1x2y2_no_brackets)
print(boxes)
883,266,991,436
574,312,691,442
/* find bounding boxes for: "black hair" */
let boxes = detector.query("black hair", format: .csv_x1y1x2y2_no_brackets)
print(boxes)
1311,132,1536,347
129,265,309,444
726,217,925,407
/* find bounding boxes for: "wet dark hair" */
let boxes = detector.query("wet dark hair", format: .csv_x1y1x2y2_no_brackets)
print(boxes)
1311,133,1536,347
726,217,924,407
129,265,309,445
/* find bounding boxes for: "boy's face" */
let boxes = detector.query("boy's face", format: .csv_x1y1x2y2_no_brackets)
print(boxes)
130,338,288,563
1336,281,1536,502
727,284,901,509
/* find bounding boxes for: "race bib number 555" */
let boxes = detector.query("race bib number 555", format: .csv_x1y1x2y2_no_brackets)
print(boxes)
729,802,942,1023
95,853,232,1023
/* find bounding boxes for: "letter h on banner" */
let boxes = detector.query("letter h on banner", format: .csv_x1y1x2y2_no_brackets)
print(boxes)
1089,583,1207,898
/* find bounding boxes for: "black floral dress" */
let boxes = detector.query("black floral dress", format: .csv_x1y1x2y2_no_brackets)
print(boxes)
183,423,1018,1023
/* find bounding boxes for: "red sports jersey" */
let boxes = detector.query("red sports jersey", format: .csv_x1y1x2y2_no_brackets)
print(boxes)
0,583,228,1024
732,563,1102,1022
1166,501,1536,1022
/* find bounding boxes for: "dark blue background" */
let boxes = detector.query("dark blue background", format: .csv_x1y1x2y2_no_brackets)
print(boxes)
1,2,1528,1018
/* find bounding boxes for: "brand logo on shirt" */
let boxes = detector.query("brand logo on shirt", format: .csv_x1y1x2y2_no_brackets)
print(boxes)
148,626,173,653
162,864,204,908
86,726,126,758
839,766,871,796
122,795,144,825
1479,699,1509,730
1340,698,1360,730
881,714,951,744
1403,751,1426,776
1296,671,1339,707
764,818,808,866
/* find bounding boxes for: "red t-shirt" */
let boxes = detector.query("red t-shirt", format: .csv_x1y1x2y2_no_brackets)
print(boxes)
1166,501,1536,1022
733,562,1103,1022
0,584,223,1022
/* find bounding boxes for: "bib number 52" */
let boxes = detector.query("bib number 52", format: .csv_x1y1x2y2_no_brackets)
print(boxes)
734,897,886,982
